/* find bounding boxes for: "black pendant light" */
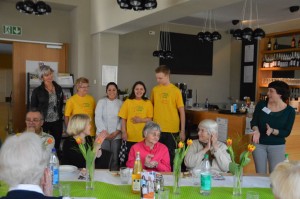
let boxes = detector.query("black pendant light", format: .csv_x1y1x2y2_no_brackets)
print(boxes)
117,0,157,11
233,29,243,40
16,0,51,15
153,24,173,59
197,10,222,42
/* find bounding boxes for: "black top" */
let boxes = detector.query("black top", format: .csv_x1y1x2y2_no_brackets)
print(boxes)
62,136,93,168
250,100,296,145
30,81,64,121
0,190,62,199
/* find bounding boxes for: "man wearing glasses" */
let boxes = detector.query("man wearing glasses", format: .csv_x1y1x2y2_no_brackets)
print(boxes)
25,108,55,155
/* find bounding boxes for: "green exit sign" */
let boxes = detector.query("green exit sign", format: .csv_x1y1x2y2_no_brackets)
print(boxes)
3,25,22,36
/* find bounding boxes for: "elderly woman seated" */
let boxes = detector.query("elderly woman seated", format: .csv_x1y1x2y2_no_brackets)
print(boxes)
126,121,171,172
0,132,62,199
270,161,300,199
184,119,231,172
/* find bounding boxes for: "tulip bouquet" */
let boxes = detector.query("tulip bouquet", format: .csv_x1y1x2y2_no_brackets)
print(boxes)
226,138,256,196
173,139,193,194
76,136,104,190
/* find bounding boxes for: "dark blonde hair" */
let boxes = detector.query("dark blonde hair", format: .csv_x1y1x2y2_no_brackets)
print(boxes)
67,114,90,136
155,65,170,75
38,64,54,80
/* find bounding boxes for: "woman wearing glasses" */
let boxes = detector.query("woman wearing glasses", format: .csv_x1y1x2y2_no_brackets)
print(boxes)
30,64,63,152
65,77,96,136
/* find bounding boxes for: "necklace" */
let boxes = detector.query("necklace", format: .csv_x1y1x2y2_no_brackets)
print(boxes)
45,84,55,93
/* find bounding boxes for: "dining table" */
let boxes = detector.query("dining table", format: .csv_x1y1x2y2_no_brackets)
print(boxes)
0,169,274,199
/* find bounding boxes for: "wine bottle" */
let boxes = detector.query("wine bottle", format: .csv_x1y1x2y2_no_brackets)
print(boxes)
273,38,278,50
291,35,296,48
267,38,272,50
131,151,142,194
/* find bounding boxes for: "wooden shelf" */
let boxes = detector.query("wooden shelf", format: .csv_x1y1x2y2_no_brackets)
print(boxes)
262,48,300,54
259,67,300,71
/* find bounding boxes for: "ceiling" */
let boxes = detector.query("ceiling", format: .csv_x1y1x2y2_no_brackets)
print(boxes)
171,0,300,31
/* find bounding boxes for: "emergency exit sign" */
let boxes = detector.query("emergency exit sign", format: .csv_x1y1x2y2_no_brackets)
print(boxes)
3,25,22,36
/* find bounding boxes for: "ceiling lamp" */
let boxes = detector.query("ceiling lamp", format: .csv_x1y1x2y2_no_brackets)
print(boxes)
153,24,173,59
117,0,157,11
16,0,51,15
197,10,222,42
232,0,265,41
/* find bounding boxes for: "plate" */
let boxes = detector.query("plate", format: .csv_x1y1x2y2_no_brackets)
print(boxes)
59,165,78,173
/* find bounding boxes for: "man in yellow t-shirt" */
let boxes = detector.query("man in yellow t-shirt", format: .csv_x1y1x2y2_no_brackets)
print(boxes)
64,77,96,136
150,65,185,169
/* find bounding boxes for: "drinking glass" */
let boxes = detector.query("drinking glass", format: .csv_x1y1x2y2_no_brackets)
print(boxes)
158,188,170,199
246,191,259,199
59,184,70,197
191,168,201,185
120,167,130,184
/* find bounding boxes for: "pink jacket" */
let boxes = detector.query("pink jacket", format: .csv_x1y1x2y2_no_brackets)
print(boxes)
126,140,171,172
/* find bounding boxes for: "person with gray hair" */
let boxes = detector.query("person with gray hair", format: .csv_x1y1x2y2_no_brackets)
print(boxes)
30,64,64,153
126,121,171,172
184,119,231,172
0,132,63,199
270,161,300,199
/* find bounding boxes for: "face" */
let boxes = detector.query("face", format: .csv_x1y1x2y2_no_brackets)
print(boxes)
77,82,89,96
267,88,281,102
198,126,210,143
42,72,53,83
83,122,91,136
25,112,44,134
107,85,118,100
134,84,145,99
145,129,160,145
155,72,169,86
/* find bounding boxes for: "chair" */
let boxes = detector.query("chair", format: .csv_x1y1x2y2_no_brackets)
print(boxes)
95,149,112,169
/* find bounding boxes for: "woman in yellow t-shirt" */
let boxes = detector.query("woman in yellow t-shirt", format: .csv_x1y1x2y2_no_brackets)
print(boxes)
118,81,153,159
64,77,96,136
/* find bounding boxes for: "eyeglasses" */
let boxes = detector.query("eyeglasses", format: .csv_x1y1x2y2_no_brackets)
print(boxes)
25,119,43,123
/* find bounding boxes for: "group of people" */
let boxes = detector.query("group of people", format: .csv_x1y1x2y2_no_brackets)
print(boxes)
0,63,298,198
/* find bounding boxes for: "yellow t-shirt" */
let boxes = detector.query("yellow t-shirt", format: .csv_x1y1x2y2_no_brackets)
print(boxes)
118,99,153,142
150,84,184,133
64,94,96,136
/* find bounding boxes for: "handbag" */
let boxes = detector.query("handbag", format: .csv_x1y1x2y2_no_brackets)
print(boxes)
119,140,128,165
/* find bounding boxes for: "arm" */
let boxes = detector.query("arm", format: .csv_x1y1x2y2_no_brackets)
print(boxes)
121,118,128,141
184,142,206,169
64,116,69,127
64,98,72,127
95,99,106,134
126,145,136,168
30,87,39,108
250,101,262,143
155,146,171,172
213,142,232,172
178,106,186,141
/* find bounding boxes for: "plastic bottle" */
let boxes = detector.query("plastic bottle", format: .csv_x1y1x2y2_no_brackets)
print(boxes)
49,148,59,189
205,98,209,109
131,151,142,194
284,154,289,162
200,154,211,196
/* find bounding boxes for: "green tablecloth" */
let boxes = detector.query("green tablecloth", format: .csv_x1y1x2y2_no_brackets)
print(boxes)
0,181,274,199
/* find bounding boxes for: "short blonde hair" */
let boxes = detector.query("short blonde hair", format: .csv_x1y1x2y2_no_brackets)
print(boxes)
38,64,54,80
198,119,218,135
75,77,89,91
270,161,300,199
155,65,170,75
67,114,90,136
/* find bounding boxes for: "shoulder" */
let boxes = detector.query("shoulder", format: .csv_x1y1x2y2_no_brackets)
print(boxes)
86,95,95,101
217,141,227,148
156,142,169,150
52,81,62,90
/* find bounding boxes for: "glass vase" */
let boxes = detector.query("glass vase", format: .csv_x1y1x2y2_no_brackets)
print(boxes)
86,160,95,190
173,164,181,195
233,166,243,196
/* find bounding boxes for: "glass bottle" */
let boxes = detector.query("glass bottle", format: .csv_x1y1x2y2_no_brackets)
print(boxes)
273,38,278,50
267,38,272,50
200,154,211,196
131,151,142,194
284,154,289,163
291,35,296,48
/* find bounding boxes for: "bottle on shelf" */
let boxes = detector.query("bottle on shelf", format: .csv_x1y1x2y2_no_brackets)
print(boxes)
273,38,278,50
291,35,296,48
267,38,272,50
131,151,142,194
200,154,211,196
49,148,60,190
284,154,289,163
205,98,209,109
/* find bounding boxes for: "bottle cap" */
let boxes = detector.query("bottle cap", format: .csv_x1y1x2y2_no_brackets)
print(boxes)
51,148,56,153
285,154,289,158
204,154,209,159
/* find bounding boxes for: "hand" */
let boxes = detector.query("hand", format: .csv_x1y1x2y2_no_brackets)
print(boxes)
131,116,142,124
144,154,155,168
203,136,211,153
179,130,186,141
211,134,219,150
41,168,52,196
122,132,128,141
106,130,121,140
252,131,260,144
149,161,158,168
95,131,108,144
266,123,273,136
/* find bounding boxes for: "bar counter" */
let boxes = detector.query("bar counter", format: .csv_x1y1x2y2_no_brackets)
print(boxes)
185,108,300,174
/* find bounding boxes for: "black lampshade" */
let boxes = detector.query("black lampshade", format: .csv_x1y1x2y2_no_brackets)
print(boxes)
16,0,51,15
117,0,157,11
233,29,243,40
165,51,174,59
253,28,265,40
130,0,142,6
242,27,253,41
144,0,157,9
211,31,222,41
204,31,212,42
153,50,159,57
197,32,205,42
158,50,165,58
133,5,145,11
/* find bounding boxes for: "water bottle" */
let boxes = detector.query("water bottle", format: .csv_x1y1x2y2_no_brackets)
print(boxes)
49,148,59,189
200,154,211,196
284,153,289,163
